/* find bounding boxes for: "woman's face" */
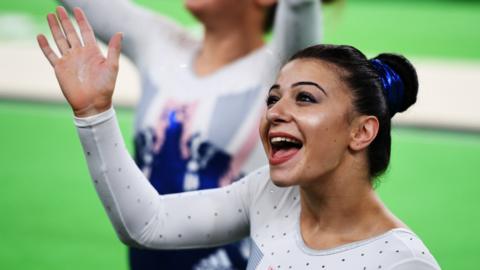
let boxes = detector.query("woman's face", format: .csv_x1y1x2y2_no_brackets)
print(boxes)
259,59,356,187
184,0,275,26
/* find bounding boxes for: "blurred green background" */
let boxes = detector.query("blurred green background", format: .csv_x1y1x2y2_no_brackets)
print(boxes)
1,0,480,59
1,0,479,269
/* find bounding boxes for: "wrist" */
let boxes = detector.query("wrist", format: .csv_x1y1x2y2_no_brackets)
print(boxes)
74,107,115,127
73,103,112,118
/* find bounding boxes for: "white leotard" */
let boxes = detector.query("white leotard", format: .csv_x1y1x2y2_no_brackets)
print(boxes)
74,108,441,270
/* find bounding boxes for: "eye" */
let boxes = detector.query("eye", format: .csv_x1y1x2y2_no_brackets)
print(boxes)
266,94,280,108
296,92,317,103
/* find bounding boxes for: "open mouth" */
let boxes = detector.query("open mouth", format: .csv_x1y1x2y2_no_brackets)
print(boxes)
269,134,303,165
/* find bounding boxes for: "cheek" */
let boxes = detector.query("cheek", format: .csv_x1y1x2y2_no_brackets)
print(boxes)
299,111,350,156
298,112,324,130
296,111,330,141
258,114,269,148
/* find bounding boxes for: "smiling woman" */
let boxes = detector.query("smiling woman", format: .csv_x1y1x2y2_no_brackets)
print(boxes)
37,6,441,270
261,45,418,187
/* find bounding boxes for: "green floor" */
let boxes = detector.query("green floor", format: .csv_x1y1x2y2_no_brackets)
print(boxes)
1,101,479,269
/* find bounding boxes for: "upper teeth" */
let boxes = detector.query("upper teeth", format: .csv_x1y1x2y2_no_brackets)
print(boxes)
270,137,300,144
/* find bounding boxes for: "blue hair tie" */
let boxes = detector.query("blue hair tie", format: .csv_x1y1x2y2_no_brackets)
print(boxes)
370,59,405,116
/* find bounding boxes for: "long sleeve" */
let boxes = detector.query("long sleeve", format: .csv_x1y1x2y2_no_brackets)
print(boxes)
269,0,322,64
58,0,192,65
74,108,252,249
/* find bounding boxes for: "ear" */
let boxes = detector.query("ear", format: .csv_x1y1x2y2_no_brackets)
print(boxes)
349,115,379,151
255,0,277,8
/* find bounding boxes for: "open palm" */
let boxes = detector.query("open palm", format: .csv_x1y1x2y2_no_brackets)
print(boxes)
37,7,122,117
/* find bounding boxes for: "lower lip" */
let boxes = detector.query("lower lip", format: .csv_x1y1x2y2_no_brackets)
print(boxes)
268,147,300,165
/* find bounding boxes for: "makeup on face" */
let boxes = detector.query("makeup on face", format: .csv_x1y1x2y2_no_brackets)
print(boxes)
259,59,354,186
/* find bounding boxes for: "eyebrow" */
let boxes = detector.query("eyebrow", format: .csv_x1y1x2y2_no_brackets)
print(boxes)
269,84,280,92
268,81,327,96
292,81,327,96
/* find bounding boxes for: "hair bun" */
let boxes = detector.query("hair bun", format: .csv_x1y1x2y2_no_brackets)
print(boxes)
372,53,418,116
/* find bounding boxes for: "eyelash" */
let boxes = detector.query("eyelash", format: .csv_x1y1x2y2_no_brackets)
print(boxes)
296,92,317,103
266,92,318,108
266,95,279,107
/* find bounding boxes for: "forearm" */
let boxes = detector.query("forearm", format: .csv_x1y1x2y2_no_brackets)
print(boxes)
58,0,154,62
75,107,160,247
58,0,193,69
270,0,322,62
74,108,250,249
58,0,129,44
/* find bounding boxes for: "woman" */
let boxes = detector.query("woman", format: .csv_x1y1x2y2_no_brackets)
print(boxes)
37,8,441,270
55,0,329,267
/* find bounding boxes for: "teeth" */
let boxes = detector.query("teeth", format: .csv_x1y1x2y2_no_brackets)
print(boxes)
270,137,300,144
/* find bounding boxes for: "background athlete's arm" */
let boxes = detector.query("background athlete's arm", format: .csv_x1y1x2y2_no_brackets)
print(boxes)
270,0,322,63
57,0,190,65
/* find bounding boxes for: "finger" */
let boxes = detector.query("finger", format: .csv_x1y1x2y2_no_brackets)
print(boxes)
37,34,59,66
107,32,123,70
56,6,82,48
47,13,70,54
73,7,96,46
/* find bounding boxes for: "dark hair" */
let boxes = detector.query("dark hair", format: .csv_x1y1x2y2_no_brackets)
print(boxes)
289,44,418,178
263,0,338,33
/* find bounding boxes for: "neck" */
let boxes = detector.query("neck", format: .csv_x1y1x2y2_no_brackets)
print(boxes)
299,158,405,249
194,21,265,76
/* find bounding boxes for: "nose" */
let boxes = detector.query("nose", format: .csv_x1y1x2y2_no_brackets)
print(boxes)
266,97,292,125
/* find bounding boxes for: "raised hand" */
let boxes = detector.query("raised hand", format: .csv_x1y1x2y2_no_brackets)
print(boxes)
37,7,122,117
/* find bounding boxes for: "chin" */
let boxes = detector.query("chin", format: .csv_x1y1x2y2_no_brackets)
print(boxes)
184,0,203,13
184,0,213,12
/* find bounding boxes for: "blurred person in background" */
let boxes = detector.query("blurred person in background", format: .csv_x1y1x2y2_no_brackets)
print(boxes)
56,0,335,269
36,8,441,269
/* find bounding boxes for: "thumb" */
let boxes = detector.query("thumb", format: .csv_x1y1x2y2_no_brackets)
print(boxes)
107,32,123,69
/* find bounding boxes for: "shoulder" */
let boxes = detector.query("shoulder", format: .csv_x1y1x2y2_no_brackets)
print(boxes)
388,259,441,270
227,45,284,84
387,229,441,270
135,11,200,55
343,229,441,270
